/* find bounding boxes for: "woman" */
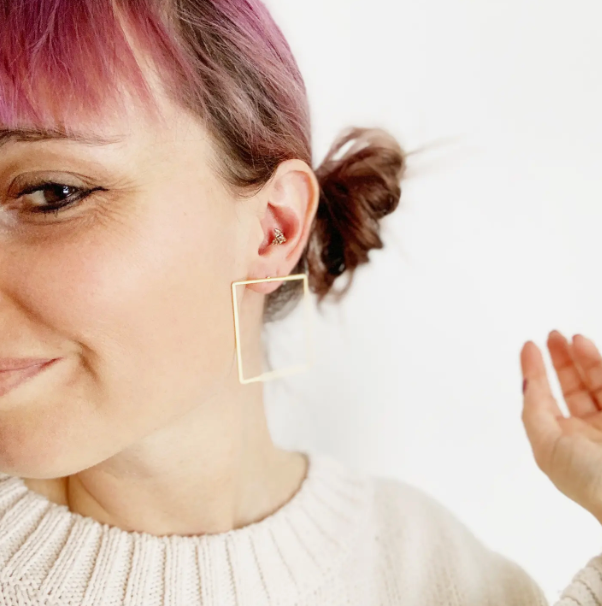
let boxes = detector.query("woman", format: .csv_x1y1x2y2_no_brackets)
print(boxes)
0,1,600,604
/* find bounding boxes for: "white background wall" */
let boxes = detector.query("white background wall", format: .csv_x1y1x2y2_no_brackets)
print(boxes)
262,0,602,602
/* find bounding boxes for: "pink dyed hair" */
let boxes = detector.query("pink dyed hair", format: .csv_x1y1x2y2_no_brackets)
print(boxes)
0,0,406,321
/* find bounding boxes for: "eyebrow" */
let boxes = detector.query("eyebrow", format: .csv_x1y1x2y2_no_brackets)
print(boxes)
0,127,126,149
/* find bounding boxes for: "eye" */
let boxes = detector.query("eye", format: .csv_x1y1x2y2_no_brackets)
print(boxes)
13,180,105,218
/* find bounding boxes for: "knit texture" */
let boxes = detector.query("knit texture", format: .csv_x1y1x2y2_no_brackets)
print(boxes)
0,449,601,605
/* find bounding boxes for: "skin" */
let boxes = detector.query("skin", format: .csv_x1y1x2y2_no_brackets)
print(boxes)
0,63,319,537
521,332,602,527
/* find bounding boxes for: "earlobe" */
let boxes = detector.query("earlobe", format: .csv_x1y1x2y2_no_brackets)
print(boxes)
244,275,285,295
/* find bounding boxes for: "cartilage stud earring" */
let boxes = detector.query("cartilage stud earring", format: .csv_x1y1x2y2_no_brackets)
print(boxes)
272,228,286,245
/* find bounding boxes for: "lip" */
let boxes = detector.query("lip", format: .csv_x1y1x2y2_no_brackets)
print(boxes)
0,358,61,398
0,358,56,372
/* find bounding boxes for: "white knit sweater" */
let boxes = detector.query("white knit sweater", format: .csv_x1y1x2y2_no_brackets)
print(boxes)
0,449,600,605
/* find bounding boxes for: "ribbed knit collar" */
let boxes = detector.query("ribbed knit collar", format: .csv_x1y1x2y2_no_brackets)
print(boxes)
0,449,373,605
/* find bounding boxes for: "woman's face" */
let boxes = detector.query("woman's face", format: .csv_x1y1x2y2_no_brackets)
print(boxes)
0,88,276,477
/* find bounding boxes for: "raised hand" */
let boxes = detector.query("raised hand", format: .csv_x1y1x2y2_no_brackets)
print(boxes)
521,331,602,525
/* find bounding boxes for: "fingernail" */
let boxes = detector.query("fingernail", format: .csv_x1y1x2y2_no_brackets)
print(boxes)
522,378,528,394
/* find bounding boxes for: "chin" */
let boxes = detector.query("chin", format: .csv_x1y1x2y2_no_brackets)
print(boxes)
0,415,85,480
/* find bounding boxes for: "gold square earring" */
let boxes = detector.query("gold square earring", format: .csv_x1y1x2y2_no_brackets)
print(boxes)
231,228,315,384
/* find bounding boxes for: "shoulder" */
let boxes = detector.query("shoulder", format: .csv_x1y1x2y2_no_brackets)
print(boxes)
369,473,489,548
365,473,548,605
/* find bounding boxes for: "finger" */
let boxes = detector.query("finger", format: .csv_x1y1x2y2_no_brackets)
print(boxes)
520,341,564,467
570,334,602,410
547,330,599,417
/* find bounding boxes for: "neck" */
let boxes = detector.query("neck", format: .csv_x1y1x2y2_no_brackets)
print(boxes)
24,365,308,538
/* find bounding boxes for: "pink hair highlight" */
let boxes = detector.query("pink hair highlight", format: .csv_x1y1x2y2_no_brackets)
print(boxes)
0,1,191,129
0,0,311,184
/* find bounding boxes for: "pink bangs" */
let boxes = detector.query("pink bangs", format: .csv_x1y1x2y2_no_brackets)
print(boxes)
0,0,196,132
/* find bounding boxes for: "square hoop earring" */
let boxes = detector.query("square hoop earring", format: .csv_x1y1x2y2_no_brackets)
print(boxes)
231,273,315,384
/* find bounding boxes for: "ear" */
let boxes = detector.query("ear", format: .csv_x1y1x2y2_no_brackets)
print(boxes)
246,159,320,295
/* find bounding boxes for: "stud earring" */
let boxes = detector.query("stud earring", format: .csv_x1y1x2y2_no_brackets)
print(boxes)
265,228,285,279
271,227,286,245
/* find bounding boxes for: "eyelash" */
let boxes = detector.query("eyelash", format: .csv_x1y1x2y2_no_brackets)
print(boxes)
15,180,105,217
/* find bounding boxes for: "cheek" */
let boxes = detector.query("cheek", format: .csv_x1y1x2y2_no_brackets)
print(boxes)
0,188,240,477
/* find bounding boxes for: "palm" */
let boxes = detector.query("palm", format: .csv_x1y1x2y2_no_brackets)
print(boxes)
521,331,602,524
